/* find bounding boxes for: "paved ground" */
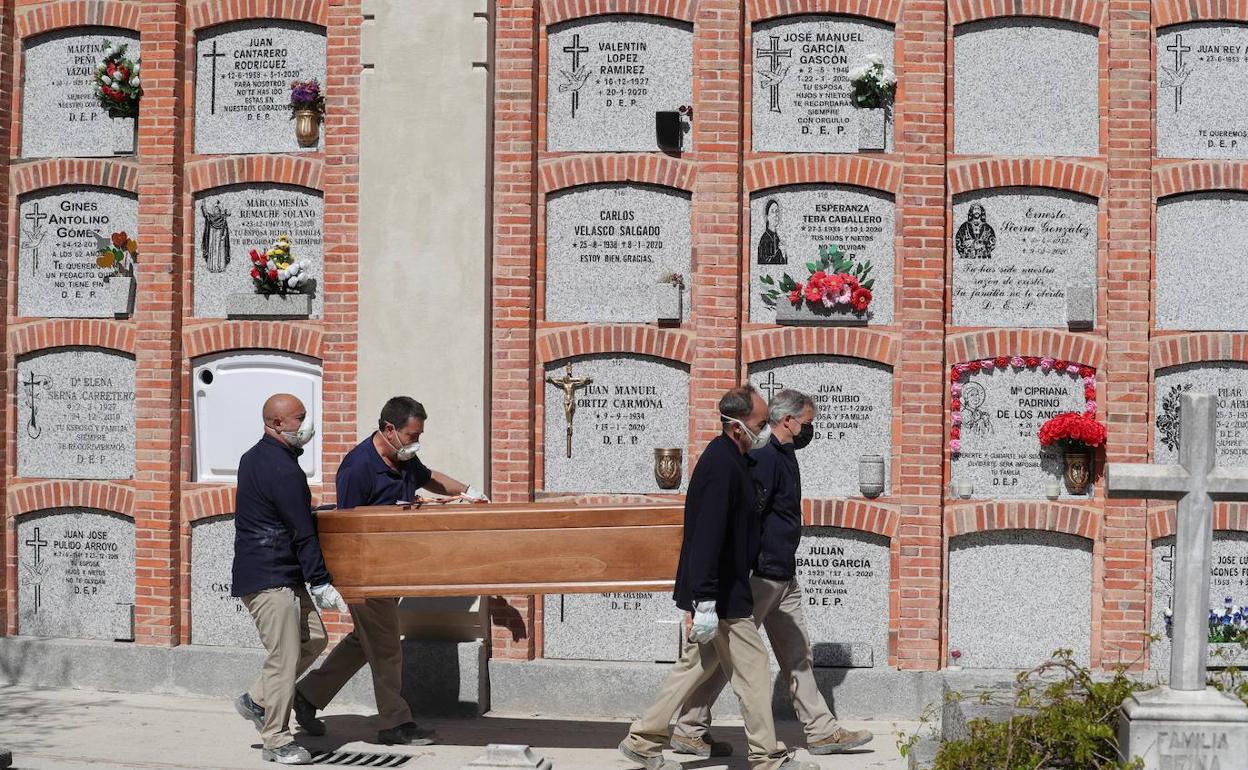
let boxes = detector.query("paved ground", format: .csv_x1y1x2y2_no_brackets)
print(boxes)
0,685,921,769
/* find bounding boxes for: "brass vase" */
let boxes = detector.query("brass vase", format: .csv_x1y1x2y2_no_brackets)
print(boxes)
294,108,321,147
1062,447,1093,494
654,448,682,490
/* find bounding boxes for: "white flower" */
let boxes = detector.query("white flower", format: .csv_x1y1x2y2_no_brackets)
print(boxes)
131,60,140,72
288,263,301,276
848,65,869,81
882,68,897,85
288,275,303,288
100,76,112,87
278,269,289,280
865,53,882,65
96,61,107,72
130,76,140,87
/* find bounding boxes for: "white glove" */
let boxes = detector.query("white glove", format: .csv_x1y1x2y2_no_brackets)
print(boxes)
310,583,349,613
463,485,489,503
689,600,719,644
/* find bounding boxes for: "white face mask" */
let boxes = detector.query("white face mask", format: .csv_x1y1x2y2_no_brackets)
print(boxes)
384,425,420,461
280,423,315,448
722,414,772,450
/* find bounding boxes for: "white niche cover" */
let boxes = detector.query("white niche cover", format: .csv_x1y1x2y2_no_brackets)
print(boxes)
192,351,322,482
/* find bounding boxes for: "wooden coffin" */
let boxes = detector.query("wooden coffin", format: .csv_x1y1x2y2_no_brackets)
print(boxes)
318,500,684,601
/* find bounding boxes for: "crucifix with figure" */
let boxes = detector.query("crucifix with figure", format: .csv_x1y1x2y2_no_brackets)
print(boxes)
1107,392,1248,766
547,363,593,458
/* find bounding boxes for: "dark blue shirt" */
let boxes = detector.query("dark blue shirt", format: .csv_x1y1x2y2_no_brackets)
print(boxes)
335,433,434,508
231,434,332,597
751,435,803,581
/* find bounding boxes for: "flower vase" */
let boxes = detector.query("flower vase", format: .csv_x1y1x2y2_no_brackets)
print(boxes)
103,274,136,316
654,448,683,490
774,300,869,327
111,116,136,155
1062,447,1093,494
656,284,682,325
226,291,313,319
858,454,885,498
294,109,321,148
857,108,886,152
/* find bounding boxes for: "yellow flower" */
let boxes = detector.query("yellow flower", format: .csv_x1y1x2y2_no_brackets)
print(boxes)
96,251,115,268
125,238,138,254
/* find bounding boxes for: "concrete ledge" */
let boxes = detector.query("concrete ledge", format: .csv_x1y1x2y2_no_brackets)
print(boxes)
0,636,485,717
488,658,942,721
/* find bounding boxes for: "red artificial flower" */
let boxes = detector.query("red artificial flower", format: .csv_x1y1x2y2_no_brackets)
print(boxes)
1084,385,1097,400
787,286,803,305
1054,359,1068,371
1080,366,1094,379
969,361,981,372
250,267,260,279
111,231,128,248
850,286,872,312
842,274,860,291
1025,356,1040,367
804,282,824,303
1038,411,1107,448
951,399,961,411
995,356,1009,368
110,89,125,102
268,269,278,280
950,426,961,440
117,65,129,81
249,249,263,264
107,62,117,77
950,368,961,382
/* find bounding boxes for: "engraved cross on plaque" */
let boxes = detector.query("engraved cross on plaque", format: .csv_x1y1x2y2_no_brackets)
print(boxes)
758,371,785,400
546,363,593,459
24,527,48,613
22,371,51,439
562,34,589,118
24,203,49,274
1165,34,1191,113
202,40,226,115
1107,392,1248,690
756,35,792,114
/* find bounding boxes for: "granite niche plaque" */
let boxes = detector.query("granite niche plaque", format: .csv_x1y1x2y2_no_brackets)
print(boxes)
543,592,681,662
792,527,889,667
953,19,1098,157
21,29,140,158
17,349,136,480
18,509,135,641
749,185,895,324
750,16,895,153
952,188,1097,328
1156,192,1248,330
749,356,893,498
191,515,260,647
193,184,323,318
950,364,1088,499
543,354,688,494
949,530,1092,668
18,187,139,318
545,184,691,323
1158,24,1248,159
1154,363,1248,468
547,16,693,152
195,21,327,154
1151,532,1248,669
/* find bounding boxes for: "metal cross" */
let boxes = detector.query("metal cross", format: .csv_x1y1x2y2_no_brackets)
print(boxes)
562,34,589,118
202,40,226,115
546,363,593,459
1166,34,1191,112
756,36,792,114
758,371,785,400
1107,392,1248,690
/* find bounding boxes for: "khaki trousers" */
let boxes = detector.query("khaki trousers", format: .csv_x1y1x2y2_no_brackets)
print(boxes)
622,616,790,770
297,597,411,729
674,576,838,743
243,586,328,750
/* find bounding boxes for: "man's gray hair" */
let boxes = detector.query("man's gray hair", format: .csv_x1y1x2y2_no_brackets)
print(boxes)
768,388,814,424
718,385,759,422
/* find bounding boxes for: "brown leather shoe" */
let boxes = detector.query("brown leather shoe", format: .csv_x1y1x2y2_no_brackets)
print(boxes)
809,726,873,754
669,733,733,757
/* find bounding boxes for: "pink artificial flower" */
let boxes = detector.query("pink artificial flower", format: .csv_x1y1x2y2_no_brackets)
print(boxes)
1085,401,1097,414
951,383,963,397
1083,376,1096,387
950,439,962,453
1066,364,1081,375
981,358,995,371
1010,356,1026,369
1040,356,1055,372
951,412,963,425
955,362,971,374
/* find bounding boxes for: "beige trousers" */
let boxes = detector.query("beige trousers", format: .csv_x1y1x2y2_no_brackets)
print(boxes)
243,586,328,750
674,576,838,743
622,616,790,770
297,597,411,729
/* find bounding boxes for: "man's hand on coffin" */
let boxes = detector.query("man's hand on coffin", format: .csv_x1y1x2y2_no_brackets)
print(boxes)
310,583,349,613
689,600,719,643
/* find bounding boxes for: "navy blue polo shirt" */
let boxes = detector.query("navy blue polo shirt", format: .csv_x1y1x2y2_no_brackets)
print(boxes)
335,433,434,508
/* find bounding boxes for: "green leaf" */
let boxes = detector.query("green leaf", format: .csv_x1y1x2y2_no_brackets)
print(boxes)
863,279,874,290
805,262,818,273
779,274,798,292
760,275,774,285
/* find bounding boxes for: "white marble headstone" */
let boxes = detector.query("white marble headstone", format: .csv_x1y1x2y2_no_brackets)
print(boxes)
951,365,1089,499
545,184,692,323
547,16,693,152
750,16,895,153
953,19,1099,157
21,29,140,158
191,516,260,647
1156,192,1248,330
952,188,1097,328
1154,363,1248,467
1157,24,1248,159
542,592,681,662
749,356,893,498
1151,532,1248,669
17,349,136,480
948,530,1092,668
192,185,324,318
543,355,689,494
18,187,139,318
17,509,135,641
194,21,326,154
749,185,895,325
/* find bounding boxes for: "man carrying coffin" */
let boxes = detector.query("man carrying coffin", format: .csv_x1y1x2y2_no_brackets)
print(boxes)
619,385,820,770
670,389,872,757
294,396,487,746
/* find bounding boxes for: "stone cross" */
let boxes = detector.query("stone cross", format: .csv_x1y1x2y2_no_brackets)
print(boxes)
1107,392,1248,690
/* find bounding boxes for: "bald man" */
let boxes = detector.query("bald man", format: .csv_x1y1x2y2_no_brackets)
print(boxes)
232,394,349,765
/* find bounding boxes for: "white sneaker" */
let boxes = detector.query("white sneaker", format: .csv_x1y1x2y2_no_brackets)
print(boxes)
262,743,312,765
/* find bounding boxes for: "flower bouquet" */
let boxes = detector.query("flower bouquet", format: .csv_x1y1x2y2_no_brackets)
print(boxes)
94,40,142,118
1039,411,1106,494
1208,599,1248,645
249,236,311,295
848,54,897,109
290,80,325,147
759,244,874,318
95,231,138,278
